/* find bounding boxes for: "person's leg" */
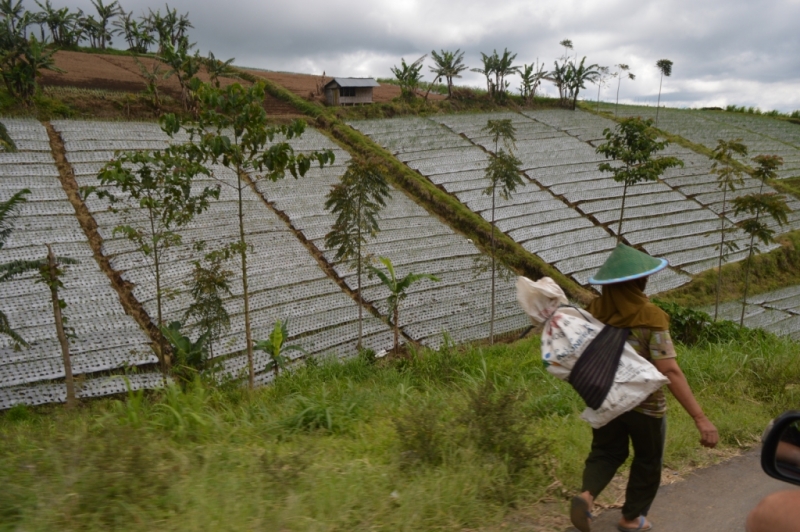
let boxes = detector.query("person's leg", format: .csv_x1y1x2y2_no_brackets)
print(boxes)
581,413,631,503
620,411,665,524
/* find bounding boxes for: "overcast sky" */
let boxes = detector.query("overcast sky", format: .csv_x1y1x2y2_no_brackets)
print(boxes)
38,0,800,111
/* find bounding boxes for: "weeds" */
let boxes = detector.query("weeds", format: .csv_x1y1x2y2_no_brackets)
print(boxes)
0,335,794,530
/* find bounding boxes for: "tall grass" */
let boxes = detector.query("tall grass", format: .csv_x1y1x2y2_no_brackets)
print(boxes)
0,332,796,531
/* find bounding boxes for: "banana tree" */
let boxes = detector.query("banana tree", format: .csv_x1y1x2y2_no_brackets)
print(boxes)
255,319,305,378
368,257,439,354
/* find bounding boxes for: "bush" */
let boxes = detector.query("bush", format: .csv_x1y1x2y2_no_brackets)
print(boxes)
653,299,766,345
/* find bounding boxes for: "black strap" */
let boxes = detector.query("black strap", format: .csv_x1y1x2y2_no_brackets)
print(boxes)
567,325,630,410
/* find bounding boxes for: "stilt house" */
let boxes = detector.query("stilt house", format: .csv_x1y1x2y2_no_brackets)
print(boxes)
324,78,380,106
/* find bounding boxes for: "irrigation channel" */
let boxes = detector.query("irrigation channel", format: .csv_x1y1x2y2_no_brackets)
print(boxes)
1,108,799,407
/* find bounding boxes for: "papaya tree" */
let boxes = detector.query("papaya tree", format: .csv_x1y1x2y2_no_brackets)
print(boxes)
709,139,748,320
368,257,438,354
614,63,635,117
596,117,683,241
655,59,673,127
85,143,218,378
325,157,390,349
732,155,789,326
164,80,334,389
482,119,523,344
38,244,79,407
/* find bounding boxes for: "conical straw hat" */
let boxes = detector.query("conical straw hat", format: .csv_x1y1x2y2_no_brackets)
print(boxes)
588,243,668,285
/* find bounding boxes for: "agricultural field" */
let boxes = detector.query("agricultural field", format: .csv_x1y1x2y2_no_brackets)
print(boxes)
706,283,800,340
51,120,395,387
0,119,157,408
254,128,528,347
600,104,800,179
3,105,800,408
349,109,800,293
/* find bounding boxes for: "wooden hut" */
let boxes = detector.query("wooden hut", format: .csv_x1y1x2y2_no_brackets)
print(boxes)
324,78,380,106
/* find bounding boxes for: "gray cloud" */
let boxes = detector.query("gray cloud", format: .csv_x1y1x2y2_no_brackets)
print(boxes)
24,0,800,110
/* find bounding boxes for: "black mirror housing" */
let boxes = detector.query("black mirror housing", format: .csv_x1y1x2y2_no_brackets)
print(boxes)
762,410,800,487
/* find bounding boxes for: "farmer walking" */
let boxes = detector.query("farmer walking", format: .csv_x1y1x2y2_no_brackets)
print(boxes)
570,244,719,532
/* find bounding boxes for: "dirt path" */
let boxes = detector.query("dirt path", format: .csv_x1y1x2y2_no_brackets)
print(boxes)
572,447,794,532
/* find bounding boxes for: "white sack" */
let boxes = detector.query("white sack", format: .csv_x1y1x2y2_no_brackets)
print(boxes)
516,276,669,428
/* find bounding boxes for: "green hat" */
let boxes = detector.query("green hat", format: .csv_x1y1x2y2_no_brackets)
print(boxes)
588,243,668,285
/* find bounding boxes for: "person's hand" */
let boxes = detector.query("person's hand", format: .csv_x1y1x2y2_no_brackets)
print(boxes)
695,416,718,448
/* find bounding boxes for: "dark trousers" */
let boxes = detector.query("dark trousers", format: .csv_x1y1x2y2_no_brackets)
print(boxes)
581,410,666,521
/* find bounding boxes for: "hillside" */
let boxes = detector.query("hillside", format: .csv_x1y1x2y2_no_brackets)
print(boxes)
3,50,800,407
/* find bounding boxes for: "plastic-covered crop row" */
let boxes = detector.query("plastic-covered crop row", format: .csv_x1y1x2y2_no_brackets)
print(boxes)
258,127,530,345
52,120,395,384
0,119,155,408
0,372,166,410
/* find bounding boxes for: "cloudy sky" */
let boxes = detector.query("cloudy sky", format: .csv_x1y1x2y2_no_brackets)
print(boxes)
38,0,800,111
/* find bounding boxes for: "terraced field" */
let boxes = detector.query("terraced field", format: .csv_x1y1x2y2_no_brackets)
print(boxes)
349,109,799,294
254,129,527,347
706,284,800,340
3,107,800,408
600,104,800,179
0,119,157,408
52,120,395,386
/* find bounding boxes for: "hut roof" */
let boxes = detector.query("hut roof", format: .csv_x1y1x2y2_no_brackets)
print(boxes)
324,78,380,89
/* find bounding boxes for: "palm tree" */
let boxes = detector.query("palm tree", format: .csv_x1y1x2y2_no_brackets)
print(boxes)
429,49,467,98
655,59,673,127
614,63,635,117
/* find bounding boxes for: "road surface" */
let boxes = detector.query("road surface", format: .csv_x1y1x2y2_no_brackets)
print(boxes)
570,447,797,531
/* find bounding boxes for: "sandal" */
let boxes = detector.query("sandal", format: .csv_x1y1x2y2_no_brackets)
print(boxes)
570,495,593,532
617,515,652,531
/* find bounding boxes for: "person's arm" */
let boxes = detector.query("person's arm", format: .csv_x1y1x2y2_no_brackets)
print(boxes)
652,357,719,448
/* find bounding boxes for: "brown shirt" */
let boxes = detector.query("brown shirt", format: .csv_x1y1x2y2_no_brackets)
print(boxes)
627,327,677,418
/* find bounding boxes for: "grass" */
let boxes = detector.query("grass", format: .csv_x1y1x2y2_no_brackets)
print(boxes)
1,332,797,531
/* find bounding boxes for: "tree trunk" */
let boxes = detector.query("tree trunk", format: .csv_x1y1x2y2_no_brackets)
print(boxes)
393,305,399,353
740,182,765,327
490,182,496,346
617,180,629,242
655,74,663,127
615,76,621,117
47,245,77,409
149,209,168,380
237,173,254,389
357,242,363,350
596,83,601,111
714,187,728,321
740,233,755,327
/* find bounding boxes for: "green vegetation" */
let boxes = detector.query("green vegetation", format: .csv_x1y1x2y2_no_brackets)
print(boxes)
325,157,391,348
596,117,683,240
660,230,800,309
367,256,439,353
0,331,796,531
482,118,524,343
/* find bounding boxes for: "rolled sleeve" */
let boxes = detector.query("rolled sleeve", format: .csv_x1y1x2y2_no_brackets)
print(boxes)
650,330,677,360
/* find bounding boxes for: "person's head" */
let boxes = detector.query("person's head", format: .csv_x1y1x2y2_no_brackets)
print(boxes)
588,243,667,289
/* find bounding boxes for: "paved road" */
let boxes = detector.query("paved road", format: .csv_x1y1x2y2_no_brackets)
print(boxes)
570,448,797,532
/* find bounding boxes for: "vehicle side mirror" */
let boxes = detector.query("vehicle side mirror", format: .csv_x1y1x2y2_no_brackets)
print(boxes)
761,410,800,486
